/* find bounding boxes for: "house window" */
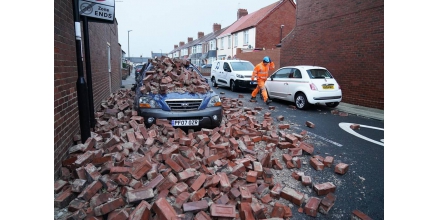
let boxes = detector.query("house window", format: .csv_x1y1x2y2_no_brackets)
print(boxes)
210,40,214,50
243,30,249,45
221,38,224,49
234,34,238,48
228,36,231,49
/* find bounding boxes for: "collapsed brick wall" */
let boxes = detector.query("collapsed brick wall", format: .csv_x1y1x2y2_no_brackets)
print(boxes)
235,48,281,76
281,0,384,109
54,0,121,180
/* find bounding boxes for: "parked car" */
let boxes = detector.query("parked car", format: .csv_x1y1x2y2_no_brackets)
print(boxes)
210,60,256,92
134,61,222,129
265,65,342,110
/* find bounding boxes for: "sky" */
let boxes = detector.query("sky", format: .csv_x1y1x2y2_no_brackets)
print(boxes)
115,0,284,58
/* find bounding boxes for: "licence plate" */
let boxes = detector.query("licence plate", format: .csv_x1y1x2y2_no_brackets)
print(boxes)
172,119,199,126
322,85,334,89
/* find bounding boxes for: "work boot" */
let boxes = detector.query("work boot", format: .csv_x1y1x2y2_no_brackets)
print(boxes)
265,99,272,105
250,97,256,102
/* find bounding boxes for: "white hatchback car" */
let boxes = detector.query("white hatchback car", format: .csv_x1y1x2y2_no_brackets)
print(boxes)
265,65,342,109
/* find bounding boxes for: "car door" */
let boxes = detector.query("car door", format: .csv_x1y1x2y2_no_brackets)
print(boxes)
284,68,307,102
223,62,233,86
266,68,292,100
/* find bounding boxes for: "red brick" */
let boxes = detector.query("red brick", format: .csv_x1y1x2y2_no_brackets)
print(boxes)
304,197,321,217
319,192,336,214
289,148,302,156
352,210,373,220
190,173,206,192
313,182,336,196
227,188,241,200
191,188,206,202
210,204,236,218
350,124,361,130
94,198,125,216
107,209,129,220
54,188,76,208
301,176,312,186
183,200,209,212
54,180,68,194
310,157,324,171
174,191,191,208
126,187,154,203
271,202,285,218
170,182,189,197
71,179,87,193
165,158,183,173
280,187,304,206
270,183,283,199
194,211,212,220
114,174,130,186
324,156,334,167
283,204,293,218
110,166,131,174
218,172,231,192
260,194,272,204
130,157,152,180
239,186,252,203
68,199,87,212
278,142,293,149
129,201,151,220
339,112,349,116
144,174,164,189
305,121,315,128
239,202,255,220
246,170,258,183
278,124,290,129
66,209,87,219
178,169,196,181
272,159,283,170
335,163,349,175
299,142,314,154
75,151,95,167
157,189,169,199
78,180,103,201
152,198,178,220
252,161,263,177
208,187,221,199
90,193,113,208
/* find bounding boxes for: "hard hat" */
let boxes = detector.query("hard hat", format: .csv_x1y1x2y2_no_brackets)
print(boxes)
263,56,270,63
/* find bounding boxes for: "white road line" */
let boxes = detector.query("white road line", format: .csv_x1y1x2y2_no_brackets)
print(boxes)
339,122,384,146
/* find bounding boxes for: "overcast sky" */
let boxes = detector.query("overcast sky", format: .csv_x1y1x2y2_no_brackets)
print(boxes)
115,0,283,58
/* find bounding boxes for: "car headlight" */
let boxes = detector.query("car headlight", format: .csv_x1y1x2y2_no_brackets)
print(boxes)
207,95,222,107
139,96,160,108
236,74,245,78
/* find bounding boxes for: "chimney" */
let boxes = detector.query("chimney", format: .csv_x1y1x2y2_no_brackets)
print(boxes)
237,9,248,20
179,41,184,47
213,23,221,32
188,37,193,42
174,45,178,49
198,32,204,39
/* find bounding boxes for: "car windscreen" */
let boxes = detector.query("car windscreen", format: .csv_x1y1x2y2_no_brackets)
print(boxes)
230,62,254,71
306,69,334,79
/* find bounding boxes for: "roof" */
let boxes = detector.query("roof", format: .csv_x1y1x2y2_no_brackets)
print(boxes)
217,13,253,38
232,1,283,33
168,26,230,54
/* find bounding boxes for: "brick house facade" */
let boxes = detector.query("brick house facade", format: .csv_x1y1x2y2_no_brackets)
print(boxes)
281,0,384,109
54,0,121,179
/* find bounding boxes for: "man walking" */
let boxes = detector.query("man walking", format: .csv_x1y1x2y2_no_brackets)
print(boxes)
250,56,275,105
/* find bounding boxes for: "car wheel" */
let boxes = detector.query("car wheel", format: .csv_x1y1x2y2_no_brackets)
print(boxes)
295,92,309,110
230,80,237,92
211,77,218,87
325,102,340,108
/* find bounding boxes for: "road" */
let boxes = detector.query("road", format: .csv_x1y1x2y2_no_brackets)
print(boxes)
212,83,384,220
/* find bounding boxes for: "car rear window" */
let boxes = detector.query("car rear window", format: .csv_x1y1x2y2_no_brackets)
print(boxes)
306,69,333,79
230,62,254,71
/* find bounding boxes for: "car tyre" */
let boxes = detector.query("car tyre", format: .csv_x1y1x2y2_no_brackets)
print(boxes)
211,77,218,87
325,102,340,108
230,80,238,92
295,92,309,110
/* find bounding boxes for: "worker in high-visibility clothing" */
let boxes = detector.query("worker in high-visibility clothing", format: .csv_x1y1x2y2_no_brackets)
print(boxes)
250,56,275,105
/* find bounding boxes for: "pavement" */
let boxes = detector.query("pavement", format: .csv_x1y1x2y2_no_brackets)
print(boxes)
121,71,384,121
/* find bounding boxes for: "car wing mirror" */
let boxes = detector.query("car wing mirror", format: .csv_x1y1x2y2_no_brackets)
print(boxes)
270,75,274,81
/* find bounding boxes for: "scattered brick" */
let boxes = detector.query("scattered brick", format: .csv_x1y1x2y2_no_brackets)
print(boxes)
152,197,178,220
54,188,76,209
126,187,154,203
319,192,336,214
94,198,125,216
350,124,360,130
210,204,236,218
335,163,349,175
324,156,334,167
310,157,324,171
280,187,304,206
305,121,315,128
339,112,349,116
352,210,373,220
305,197,321,217
302,176,312,186
313,182,336,196
183,200,209,212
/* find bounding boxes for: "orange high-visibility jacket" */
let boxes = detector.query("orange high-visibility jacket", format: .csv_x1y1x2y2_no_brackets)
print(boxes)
251,61,275,81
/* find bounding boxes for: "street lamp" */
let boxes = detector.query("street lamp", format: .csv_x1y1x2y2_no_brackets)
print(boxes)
160,49,162,57
128,30,132,75
280,25,284,43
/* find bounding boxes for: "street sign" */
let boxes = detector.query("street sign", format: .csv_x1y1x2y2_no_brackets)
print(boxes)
79,0,115,22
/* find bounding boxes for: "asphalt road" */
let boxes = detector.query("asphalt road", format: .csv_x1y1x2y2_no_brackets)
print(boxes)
213,83,384,220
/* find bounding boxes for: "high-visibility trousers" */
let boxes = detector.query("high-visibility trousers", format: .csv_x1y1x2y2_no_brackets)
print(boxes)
251,80,268,102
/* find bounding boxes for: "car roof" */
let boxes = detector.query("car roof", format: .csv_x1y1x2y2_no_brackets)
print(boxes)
281,65,327,70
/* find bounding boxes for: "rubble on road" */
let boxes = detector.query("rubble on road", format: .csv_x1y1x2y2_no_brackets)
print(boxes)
54,87,357,219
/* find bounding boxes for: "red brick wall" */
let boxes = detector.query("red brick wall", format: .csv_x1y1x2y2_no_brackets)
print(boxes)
235,48,280,76
54,0,121,179
256,0,296,50
281,0,384,109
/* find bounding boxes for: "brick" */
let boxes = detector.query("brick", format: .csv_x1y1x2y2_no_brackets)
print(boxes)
350,124,361,130
270,183,283,199
94,198,125,216
301,176,312,186
208,187,221,199
174,191,191,208
245,183,258,194
283,204,293,218
157,173,177,191
305,121,315,128
239,186,252,203
157,189,169,199
68,199,87,212
75,151,95,167
71,179,87,193
246,170,258,183
114,174,130,186
352,210,373,220
310,157,324,171
319,192,336,214
324,156,334,167
260,194,272,204
54,180,68,194
335,163,349,175
339,112,349,116
305,197,321,217
90,193,113,208
252,161,263,177
165,158,183,173
194,211,212,220
190,173,206,192
271,202,285,218
144,174,164,189
272,159,283,170
292,171,304,181
183,200,209,212
299,142,314,154
289,148,302,156
110,166,131,174
210,204,236,218
292,157,301,168
218,172,231,192
78,180,103,201
313,182,336,196
54,188,76,208
152,198,178,220
278,124,290,129
239,202,255,220
191,187,206,202
126,187,154,203
107,209,129,220
178,169,196,181
130,157,152,180
170,182,189,197
280,187,304,206
66,209,87,220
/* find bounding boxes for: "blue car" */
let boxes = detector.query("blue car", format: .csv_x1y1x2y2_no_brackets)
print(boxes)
134,57,223,129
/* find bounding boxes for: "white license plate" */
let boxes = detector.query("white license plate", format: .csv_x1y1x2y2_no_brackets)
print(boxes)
172,119,199,126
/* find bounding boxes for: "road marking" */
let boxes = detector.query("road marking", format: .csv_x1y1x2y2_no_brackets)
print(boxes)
294,129,343,147
339,123,384,146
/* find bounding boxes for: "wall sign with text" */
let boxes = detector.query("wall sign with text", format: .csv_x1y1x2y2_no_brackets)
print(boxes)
79,0,115,22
